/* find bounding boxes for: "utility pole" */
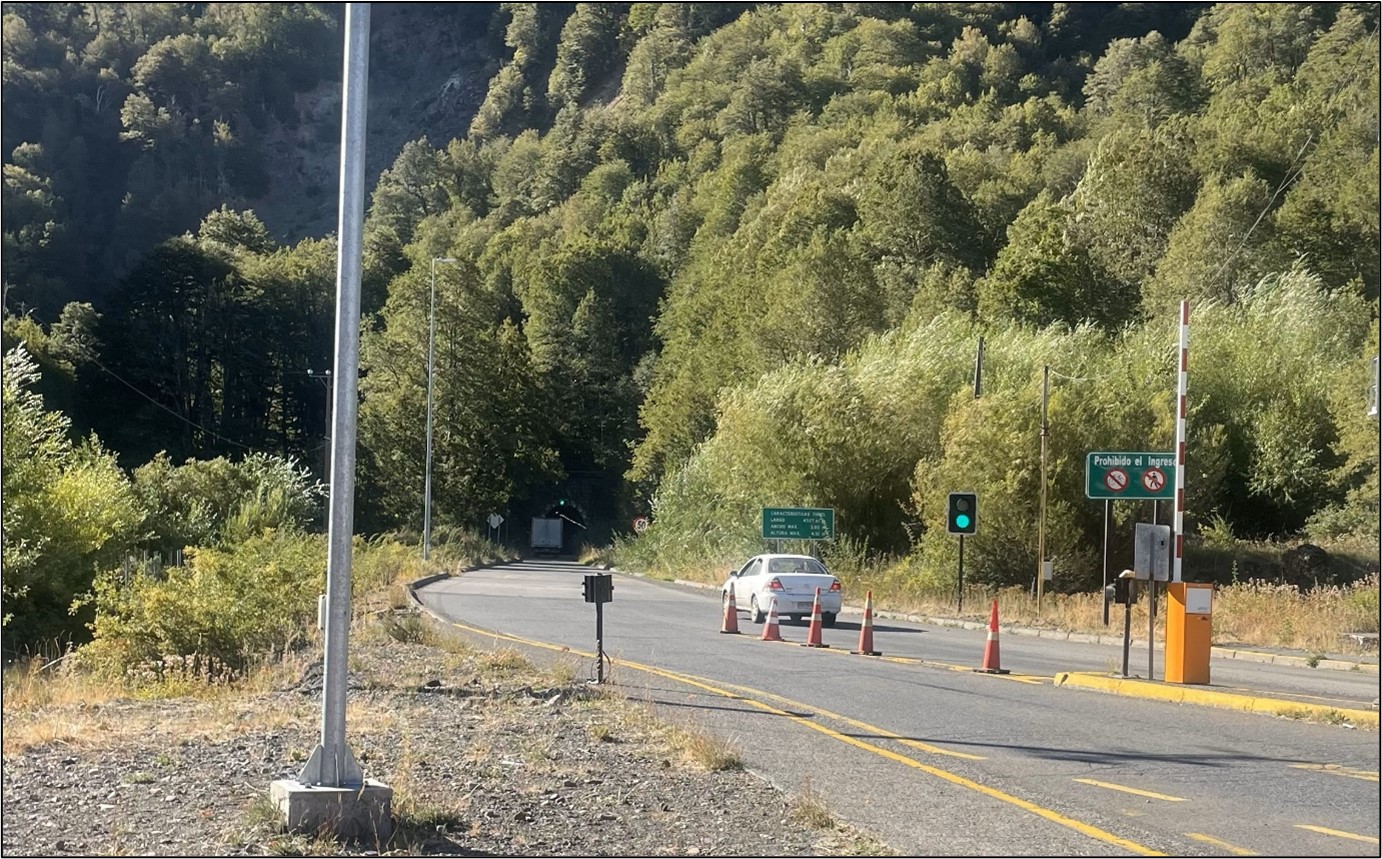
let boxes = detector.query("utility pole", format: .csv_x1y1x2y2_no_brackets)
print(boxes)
307,369,332,489
1037,364,1049,613
423,257,458,561
973,335,984,399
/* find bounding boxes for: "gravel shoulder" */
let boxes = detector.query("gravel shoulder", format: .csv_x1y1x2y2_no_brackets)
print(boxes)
2,612,893,856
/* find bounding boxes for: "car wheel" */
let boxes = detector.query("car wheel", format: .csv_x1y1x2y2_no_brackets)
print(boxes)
822,612,837,628
750,596,765,624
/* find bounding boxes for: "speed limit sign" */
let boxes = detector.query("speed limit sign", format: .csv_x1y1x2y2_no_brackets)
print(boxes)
632,516,650,534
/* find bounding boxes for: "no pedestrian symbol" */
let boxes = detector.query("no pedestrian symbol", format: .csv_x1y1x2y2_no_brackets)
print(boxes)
1086,451,1176,500
1142,468,1166,493
1104,469,1129,493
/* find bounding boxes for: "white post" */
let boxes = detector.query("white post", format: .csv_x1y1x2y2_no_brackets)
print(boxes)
1173,301,1190,583
298,2,370,789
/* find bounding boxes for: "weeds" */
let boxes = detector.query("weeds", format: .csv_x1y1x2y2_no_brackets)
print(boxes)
668,723,743,771
791,777,835,829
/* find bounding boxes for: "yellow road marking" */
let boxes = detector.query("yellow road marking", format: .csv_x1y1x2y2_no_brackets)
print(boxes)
1186,832,1259,855
446,619,1165,856
1072,779,1186,802
1294,824,1380,844
1289,763,1379,782
740,633,1047,684
706,676,986,760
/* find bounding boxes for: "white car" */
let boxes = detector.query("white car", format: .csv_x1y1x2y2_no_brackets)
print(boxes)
723,554,841,626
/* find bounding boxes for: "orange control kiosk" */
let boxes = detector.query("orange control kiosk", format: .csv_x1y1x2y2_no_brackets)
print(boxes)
1165,582,1213,684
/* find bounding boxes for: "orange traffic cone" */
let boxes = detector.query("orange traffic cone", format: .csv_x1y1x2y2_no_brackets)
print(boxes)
720,589,740,634
801,587,828,648
975,599,1009,674
759,596,783,642
851,590,881,656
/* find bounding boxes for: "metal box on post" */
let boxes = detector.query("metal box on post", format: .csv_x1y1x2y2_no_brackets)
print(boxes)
1133,523,1171,581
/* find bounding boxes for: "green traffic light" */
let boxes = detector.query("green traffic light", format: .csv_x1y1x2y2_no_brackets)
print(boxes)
955,514,971,529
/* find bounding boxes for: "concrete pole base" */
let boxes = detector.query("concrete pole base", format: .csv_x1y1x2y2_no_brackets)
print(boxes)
269,779,393,844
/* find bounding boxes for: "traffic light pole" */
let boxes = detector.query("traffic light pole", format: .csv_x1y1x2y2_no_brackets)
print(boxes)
956,534,965,613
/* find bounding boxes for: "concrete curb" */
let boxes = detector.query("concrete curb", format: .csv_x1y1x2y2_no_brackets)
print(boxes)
1053,671,1380,729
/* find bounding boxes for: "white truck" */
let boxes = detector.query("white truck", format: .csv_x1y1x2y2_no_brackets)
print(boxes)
530,517,563,554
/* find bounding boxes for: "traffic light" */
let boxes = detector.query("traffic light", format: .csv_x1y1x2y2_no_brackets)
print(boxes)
947,492,977,535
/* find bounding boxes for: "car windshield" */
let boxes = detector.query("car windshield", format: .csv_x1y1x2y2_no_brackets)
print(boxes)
767,558,827,575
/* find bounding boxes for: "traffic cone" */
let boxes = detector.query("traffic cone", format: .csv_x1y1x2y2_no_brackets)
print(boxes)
801,587,828,648
720,589,740,634
759,596,783,642
975,599,1009,674
851,590,881,656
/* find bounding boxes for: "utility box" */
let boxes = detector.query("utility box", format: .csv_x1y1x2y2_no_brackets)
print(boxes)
1166,582,1213,684
1134,523,1171,581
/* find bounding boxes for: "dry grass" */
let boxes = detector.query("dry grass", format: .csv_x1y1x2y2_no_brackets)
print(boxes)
1,648,321,757
791,777,835,829
835,571,1381,654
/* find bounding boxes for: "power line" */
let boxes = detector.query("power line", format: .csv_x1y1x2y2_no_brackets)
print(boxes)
83,352,255,452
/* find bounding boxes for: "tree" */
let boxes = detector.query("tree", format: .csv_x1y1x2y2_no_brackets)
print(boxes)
978,191,1112,329
2,345,141,647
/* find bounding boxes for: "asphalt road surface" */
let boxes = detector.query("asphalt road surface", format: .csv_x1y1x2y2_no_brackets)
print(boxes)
417,560,1381,857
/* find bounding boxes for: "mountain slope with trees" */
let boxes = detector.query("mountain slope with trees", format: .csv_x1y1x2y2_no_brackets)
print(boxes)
3,2,1377,651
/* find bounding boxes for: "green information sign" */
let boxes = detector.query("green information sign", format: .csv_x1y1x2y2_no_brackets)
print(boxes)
761,507,835,540
1086,451,1176,500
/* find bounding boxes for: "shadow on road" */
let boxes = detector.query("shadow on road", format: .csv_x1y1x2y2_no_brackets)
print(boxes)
842,732,1306,768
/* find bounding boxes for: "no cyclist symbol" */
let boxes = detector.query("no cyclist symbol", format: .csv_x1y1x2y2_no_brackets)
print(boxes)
1104,468,1129,493
1142,468,1166,493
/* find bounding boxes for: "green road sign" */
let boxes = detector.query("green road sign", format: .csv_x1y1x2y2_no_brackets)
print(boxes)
1086,451,1176,500
762,507,835,540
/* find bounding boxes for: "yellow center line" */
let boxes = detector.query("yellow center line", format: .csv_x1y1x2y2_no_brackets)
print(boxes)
1294,824,1380,844
1289,763,1379,782
706,675,987,760
1186,832,1259,855
1072,778,1186,802
446,619,1165,856
741,633,1048,684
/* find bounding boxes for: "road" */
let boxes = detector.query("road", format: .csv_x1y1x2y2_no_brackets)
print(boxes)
417,560,1381,857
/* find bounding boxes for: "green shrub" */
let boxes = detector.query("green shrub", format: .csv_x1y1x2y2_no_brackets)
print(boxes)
80,530,326,677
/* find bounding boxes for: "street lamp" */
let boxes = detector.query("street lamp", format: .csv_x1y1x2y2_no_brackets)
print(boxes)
424,257,458,561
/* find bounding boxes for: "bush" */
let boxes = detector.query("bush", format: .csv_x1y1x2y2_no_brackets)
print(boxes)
80,530,326,677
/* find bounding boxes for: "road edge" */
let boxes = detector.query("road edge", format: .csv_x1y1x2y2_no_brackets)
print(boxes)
1053,671,1380,729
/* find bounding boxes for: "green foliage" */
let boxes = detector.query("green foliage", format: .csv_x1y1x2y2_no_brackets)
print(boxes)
80,530,325,676
130,452,325,555
2,346,142,646
4,4,1377,639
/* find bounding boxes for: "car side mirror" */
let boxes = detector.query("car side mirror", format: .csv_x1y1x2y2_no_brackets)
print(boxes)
728,569,738,578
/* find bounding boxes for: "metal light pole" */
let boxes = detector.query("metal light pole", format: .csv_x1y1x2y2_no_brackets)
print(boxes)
423,256,458,561
298,1,369,790
1037,364,1049,613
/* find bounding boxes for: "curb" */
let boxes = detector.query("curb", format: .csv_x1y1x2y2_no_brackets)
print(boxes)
1053,671,1380,729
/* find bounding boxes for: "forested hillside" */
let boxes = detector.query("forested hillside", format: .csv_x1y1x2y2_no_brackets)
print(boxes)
4,3,1378,650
